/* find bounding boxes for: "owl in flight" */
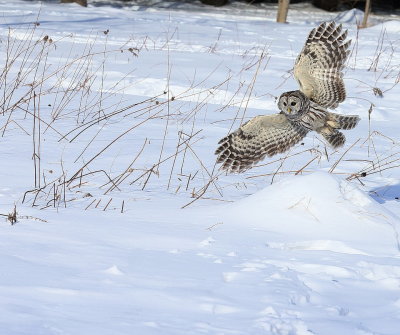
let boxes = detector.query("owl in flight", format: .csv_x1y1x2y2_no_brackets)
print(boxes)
215,22,360,173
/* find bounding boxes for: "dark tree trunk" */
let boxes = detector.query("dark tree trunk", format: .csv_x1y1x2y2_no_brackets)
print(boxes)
61,0,87,7
312,0,340,11
200,0,228,6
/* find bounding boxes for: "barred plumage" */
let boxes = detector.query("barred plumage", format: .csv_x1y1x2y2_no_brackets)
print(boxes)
321,130,346,148
299,101,327,131
294,21,351,109
215,114,308,173
326,112,360,130
215,22,360,173
279,90,360,149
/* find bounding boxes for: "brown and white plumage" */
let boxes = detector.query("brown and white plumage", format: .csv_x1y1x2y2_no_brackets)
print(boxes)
216,114,308,173
294,21,351,109
215,22,360,173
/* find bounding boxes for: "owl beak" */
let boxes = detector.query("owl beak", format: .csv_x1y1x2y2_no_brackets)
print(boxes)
287,107,292,114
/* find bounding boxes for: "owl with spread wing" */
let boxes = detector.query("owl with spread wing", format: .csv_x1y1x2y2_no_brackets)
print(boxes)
215,22,360,173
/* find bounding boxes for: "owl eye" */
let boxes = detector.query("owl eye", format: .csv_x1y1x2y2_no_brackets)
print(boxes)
290,101,297,106
283,101,287,106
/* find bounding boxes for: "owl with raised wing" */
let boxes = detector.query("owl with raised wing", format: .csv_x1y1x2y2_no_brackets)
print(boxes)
215,22,360,173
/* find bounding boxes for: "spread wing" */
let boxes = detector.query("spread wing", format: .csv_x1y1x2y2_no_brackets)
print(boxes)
215,114,309,173
294,22,351,109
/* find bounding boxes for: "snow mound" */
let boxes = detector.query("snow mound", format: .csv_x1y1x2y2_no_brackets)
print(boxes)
334,9,365,24
333,8,381,27
223,172,400,256
333,8,386,27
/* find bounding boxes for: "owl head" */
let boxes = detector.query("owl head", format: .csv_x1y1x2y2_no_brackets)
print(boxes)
277,90,310,119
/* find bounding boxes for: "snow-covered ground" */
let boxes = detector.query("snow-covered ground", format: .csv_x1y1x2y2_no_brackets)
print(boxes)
0,1,400,334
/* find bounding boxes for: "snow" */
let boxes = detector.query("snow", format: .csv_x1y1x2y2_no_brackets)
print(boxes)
334,8,366,25
223,172,400,256
0,1,400,334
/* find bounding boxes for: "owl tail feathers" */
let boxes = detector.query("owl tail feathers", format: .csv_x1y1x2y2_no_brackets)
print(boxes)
321,129,346,148
327,112,360,130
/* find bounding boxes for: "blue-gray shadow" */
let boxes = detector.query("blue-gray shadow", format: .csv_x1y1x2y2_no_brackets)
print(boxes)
370,184,400,204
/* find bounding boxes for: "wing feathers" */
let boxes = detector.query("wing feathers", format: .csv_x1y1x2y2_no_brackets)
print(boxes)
294,22,351,109
215,115,308,173
215,23,357,174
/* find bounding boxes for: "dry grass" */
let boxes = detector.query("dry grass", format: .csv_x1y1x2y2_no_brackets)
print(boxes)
1,22,398,211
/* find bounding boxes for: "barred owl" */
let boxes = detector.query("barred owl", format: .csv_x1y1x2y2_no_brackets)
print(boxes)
215,22,360,173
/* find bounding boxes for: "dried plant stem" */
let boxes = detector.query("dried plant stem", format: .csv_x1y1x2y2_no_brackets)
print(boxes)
104,138,148,194
329,139,360,173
